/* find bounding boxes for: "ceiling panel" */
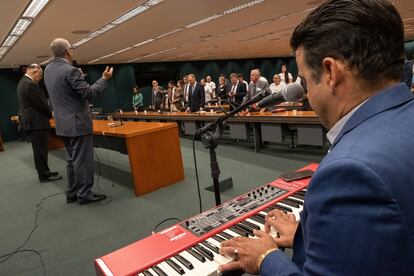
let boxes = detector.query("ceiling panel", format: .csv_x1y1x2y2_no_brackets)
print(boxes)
0,0,413,68
0,1,30,46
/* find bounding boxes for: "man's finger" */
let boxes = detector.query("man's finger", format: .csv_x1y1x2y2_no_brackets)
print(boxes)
218,261,242,273
253,229,268,238
219,246,236,257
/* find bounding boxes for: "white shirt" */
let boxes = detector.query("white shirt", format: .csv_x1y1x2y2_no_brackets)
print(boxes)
327,99,370,144
206,81,216,91
184,83,190,102
269,82,286,94
204,85,213,102
279,73,293,85
25,74,34,81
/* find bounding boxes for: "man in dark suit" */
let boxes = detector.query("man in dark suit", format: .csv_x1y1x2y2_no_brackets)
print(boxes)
228,73,247,107
219,0,414,275
44,38,113,205
151,80,166,110
17,64,62,182
187,74,205,112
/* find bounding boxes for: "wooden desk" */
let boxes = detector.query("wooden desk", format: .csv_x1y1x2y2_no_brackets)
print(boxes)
51,120,184,196
111,111,325,152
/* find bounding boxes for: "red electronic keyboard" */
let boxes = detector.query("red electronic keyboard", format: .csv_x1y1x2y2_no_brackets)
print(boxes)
95,163,318,276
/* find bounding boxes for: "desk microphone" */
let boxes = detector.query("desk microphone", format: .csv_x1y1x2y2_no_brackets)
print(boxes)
256,83,304,109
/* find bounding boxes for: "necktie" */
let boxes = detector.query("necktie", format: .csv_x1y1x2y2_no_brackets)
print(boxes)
231,85,236,101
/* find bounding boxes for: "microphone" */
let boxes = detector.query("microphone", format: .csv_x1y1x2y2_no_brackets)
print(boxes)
256,83,304,109
194,85,271,138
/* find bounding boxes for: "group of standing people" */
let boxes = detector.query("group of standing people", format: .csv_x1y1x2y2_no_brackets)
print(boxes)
132,64,299,113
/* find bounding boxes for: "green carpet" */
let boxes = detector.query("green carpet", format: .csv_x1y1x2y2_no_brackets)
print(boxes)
0,137,325,275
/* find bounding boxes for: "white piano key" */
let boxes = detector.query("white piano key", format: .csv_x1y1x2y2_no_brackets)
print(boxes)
180,251,215,276
157,261,181,276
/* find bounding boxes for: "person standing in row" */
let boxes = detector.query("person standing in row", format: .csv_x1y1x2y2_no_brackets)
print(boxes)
151,80,165,110
44,38,113,205
228,73,247,108
187,74,205,112
132,85,143,111
279,64,293,85
167,80,182,112
17,64,62,182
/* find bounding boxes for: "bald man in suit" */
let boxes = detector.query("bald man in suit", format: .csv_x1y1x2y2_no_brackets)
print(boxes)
17,64,62,182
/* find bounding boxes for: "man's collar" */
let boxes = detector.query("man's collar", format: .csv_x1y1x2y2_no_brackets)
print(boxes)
24,74,34,81
327,99,368,144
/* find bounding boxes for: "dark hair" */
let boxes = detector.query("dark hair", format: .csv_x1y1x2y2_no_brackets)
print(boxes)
237,73,243,78
168,80,176,86
290,0,404,85
133,85,140,93
281,64,290,84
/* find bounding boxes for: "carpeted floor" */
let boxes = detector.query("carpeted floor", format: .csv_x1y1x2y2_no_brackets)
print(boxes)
0,137,326,275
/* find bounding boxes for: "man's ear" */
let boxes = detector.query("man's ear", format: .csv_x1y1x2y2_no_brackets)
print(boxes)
322,57,344,94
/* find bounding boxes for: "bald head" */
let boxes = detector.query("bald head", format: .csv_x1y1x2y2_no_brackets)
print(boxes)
50,38,72,58
26,63,43,83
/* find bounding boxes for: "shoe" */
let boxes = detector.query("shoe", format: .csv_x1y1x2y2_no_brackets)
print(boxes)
66,195,78,203
39,174,63,182
78,193,107,205
49,171,59,177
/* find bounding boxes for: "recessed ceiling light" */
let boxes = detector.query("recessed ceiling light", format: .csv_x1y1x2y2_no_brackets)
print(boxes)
72,30,90,35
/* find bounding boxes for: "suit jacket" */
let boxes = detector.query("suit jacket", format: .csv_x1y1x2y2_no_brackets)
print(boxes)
229,81,247,106
44,58,108,137
217,85,228,100
261,83,414,275
167,87,182,110
17,75,52,131
188,82,205,112
245,78,268,102
151,86,166,110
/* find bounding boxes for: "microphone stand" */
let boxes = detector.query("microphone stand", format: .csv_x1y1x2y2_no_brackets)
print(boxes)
193,89,270,206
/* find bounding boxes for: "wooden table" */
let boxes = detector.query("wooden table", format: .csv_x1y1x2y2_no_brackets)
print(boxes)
51,120,184,196
111,111,325,152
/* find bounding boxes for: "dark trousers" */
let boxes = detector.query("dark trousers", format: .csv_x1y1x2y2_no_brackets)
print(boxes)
30,129,50,179
62,135,94,199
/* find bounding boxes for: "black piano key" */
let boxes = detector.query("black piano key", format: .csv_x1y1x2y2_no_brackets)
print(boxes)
230,225,251,237
250,214,265,225
166,259,185,275
290,193,305,201
275,203,293,213
240,220,260,230
194,245,214,261
212,235,225,243
236,223,254,235
219,231,234,240
202,241,220,254
286,196,303,205
187,248,206,263
256,213,266,219
296,190,306,196
143,270,154,276
152,265,168,276
174,254,194,270
281,199,300,208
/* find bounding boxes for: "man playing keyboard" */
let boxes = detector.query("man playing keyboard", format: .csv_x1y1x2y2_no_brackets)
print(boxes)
219,0,414,275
